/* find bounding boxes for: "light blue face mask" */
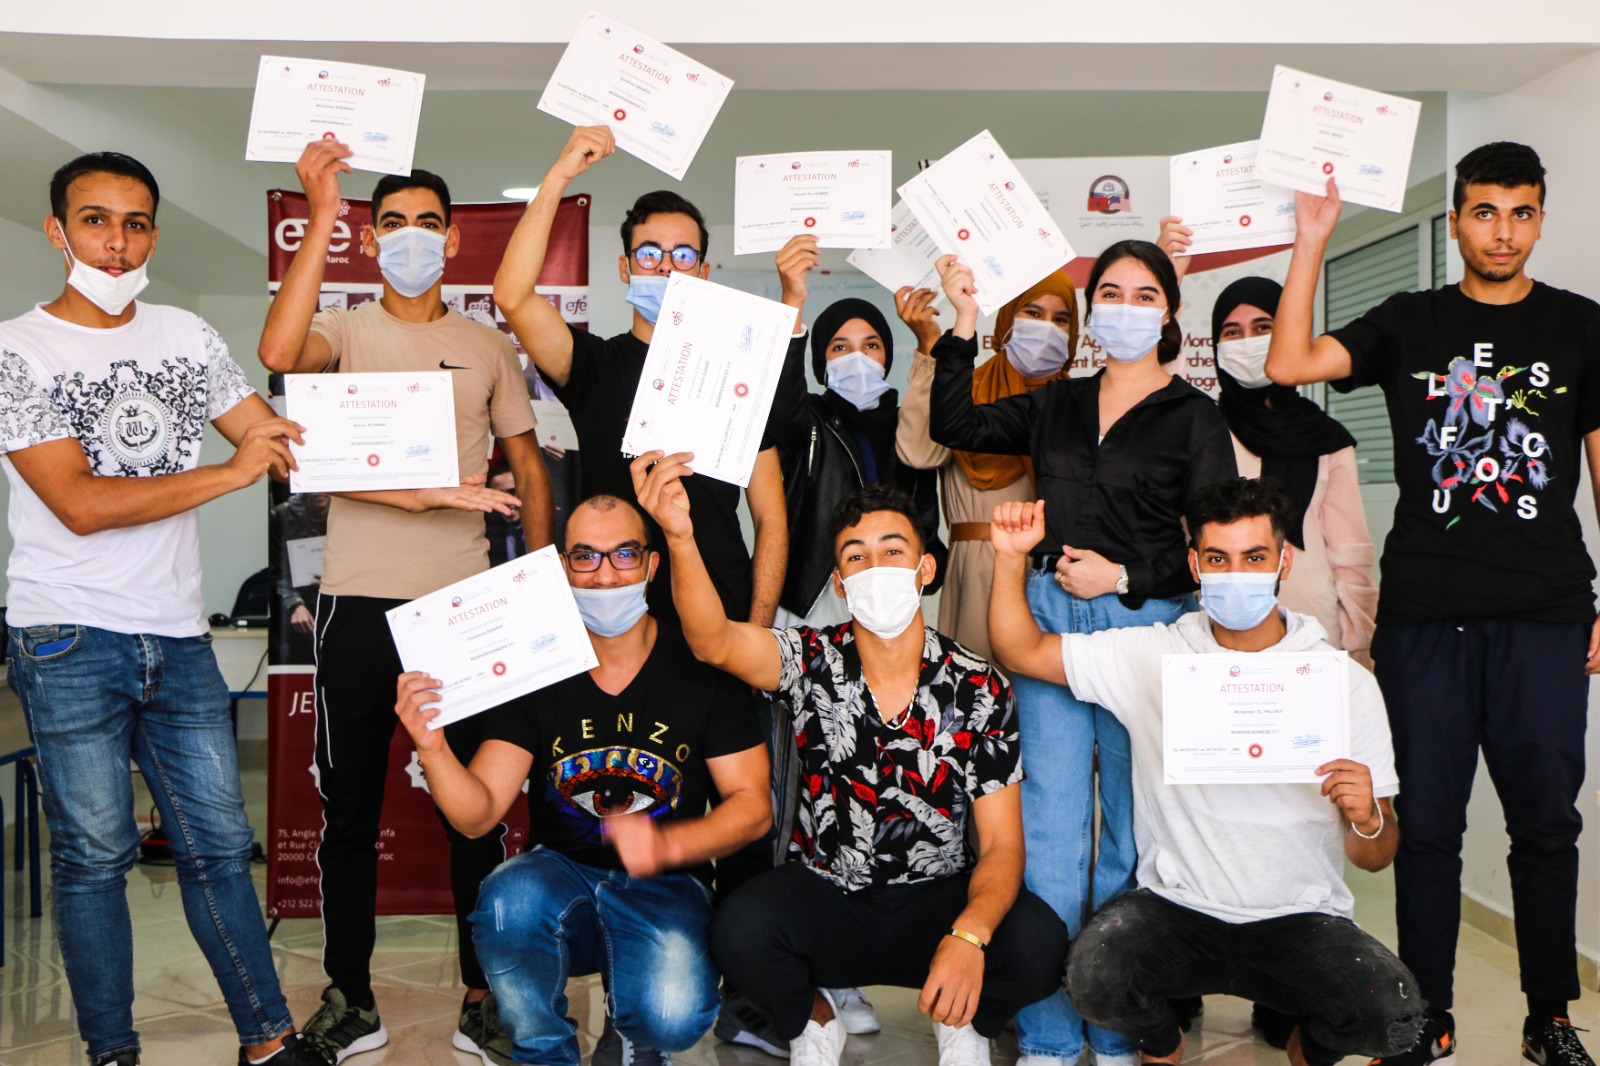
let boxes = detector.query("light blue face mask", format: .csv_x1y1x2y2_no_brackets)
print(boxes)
571,581,650,638
1198,556,1283,631
626,274,670,324
825,351,892,411
1087,303,1165,363
376,227,447,298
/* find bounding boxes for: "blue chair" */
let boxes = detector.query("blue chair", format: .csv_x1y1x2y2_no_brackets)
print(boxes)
0,683,43,964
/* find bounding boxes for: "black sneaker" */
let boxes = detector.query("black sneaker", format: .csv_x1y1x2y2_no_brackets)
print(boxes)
454,992,514,1066
1524,1017,1595,1066
1370,1011,1454,1066
301,986,389,1062
1251,1003,1300,1050
714,990,791,1059
237,1032,335,1065
93,1054,139,1066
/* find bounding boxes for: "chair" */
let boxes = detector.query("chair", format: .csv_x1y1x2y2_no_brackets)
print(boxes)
0,680,43,964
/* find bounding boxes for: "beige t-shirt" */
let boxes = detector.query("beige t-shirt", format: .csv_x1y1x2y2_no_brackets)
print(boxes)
312,302,536,599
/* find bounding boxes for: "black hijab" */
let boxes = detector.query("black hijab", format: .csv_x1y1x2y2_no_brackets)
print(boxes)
810,298,899,478
1212,277,1355,549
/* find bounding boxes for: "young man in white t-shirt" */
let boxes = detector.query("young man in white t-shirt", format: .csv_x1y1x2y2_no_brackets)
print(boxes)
988,478,1422,1066
0,153,324,1066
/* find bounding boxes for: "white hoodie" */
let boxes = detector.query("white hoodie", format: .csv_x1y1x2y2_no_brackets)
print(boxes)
1062,609,1397,924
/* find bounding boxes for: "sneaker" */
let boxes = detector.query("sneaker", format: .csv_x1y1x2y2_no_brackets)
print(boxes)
715,990,791,1059
454,992,514,1066
936,1022,992,1066
824,988,881,1036
1016,1057,1071,1066
301,986,389,1063
1089,1051,1140,1066
239,1032,335,1065
789,1013,845,1066
1524,1016,1595,1066
593,1015,672,1066
1370,1011,1455,1066
95,1054,139,1066
1250,1003,1299,1050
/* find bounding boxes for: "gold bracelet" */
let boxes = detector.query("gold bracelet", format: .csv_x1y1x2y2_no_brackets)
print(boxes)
948,927,987,952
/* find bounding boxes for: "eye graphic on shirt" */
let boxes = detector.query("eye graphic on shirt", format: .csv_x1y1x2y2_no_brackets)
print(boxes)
551,745,683,821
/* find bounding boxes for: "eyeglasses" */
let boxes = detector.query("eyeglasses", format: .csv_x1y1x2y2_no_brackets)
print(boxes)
562,546,649,572
631,243,702,272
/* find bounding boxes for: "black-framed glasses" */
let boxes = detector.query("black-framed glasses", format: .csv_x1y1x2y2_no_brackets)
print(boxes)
631,243,702,272
562,546,649,572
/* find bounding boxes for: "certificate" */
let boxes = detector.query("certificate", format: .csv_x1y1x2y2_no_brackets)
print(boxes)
246,56,425,176
1014,155,1169,260
1256,65,1422,213
1161,651,1350,784
285,372,460,494
897,130,1075,317
1168,140,1297,256
530,399,579,451
734,152,893,254
538,11,733,180
846,199,946,307
386,547,598,729
286,536,326,588
620,274,794,487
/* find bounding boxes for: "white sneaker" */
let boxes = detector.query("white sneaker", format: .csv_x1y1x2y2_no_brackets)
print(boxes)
789,1016,846,1066
1090,1051,1142,1066
823,987,881,1035
1016,1056,1072,1066
936,1022,992,1066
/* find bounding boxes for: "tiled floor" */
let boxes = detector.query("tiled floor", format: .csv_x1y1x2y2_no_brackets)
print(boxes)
0,753,1595,1065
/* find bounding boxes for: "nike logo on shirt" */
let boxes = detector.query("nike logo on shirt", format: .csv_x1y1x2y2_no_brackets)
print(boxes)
440,360,467,370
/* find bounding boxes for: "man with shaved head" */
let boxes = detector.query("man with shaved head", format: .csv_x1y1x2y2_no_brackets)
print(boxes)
394,494,771,1066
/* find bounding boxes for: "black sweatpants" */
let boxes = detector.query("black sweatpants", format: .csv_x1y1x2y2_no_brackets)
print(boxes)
1066,890,1421,1065
711,862,1068,1040
1372,618,1589,1011
313,593,507,999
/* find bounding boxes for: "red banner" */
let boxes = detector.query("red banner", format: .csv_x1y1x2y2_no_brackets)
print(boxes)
264,190,590,920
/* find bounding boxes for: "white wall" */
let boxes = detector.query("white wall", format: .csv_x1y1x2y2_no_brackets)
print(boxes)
1446,53,1600,964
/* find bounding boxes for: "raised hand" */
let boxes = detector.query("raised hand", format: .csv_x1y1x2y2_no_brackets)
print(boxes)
295,139,353,221
776,234,820,311
895,286,943,353
393,671,447,755
629,450,695,540
1157,215,1194,279
1294,177,1343,245
549,125,616,184
990,499,1047,558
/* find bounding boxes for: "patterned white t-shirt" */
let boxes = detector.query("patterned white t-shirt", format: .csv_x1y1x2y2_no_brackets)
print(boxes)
0,303,256,636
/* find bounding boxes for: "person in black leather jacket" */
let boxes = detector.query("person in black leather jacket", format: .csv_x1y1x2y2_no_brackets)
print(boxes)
765,237,945,627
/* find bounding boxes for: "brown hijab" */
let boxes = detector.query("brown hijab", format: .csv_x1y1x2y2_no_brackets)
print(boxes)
952,270,1080,491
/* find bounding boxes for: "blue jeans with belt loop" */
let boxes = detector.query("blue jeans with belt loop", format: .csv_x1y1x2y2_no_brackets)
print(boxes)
6,623,292,1066
1010,573,1193,1062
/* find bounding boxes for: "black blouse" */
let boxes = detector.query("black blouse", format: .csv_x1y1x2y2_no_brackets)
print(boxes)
929,332,1237,604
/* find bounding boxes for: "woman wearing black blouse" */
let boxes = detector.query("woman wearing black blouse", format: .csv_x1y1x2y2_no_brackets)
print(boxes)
929,240,1235,1066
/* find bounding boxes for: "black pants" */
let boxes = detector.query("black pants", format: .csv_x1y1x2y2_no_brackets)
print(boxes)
313,594,507,997
1372,619,1588,1011
711,862,1068,1040
1066,891,1421,1065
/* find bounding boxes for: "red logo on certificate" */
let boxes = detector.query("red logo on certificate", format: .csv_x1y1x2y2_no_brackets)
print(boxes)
1248,744,1264,759
613,108,627,121
1322,162,1335,174
1239,215,1252,227
366,453,380,467
734,382,749,397
957,228,970,241
322,131,336,140
803,217,816,228
492,662,507,676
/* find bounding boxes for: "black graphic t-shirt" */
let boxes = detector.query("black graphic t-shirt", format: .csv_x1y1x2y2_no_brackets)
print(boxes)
479,624,762,885
772,623,1022,892
1330,282,1600,625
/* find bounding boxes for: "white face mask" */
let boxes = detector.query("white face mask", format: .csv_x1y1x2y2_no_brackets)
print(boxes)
840,565,923,639
1215,335,1274,389
57,225,149,316
1087,303,1165,363
376,227,447,298
1004,317,1071,378
825,351,893,411
571,581,650,638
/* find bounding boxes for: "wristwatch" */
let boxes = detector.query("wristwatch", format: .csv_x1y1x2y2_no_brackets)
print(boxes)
1115,565,1130,596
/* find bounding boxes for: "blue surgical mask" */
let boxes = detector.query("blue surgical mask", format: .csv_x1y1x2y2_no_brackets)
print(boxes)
626,274,670,324
1198,558,1283,631
1004,317,1071,378
376,227,447,298
571,581,650,638
825,351,892,411
1088,303,1165,363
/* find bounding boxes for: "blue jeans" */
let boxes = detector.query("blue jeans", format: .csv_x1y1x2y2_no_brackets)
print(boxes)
6,624,291,1065
473,848,720,1066
1011,576,1192,1061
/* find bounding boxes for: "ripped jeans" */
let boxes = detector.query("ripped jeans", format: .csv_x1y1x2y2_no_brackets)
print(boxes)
471,847,720,1066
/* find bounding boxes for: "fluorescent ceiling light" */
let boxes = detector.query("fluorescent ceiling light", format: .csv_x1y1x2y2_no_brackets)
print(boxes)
502,186,540,199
